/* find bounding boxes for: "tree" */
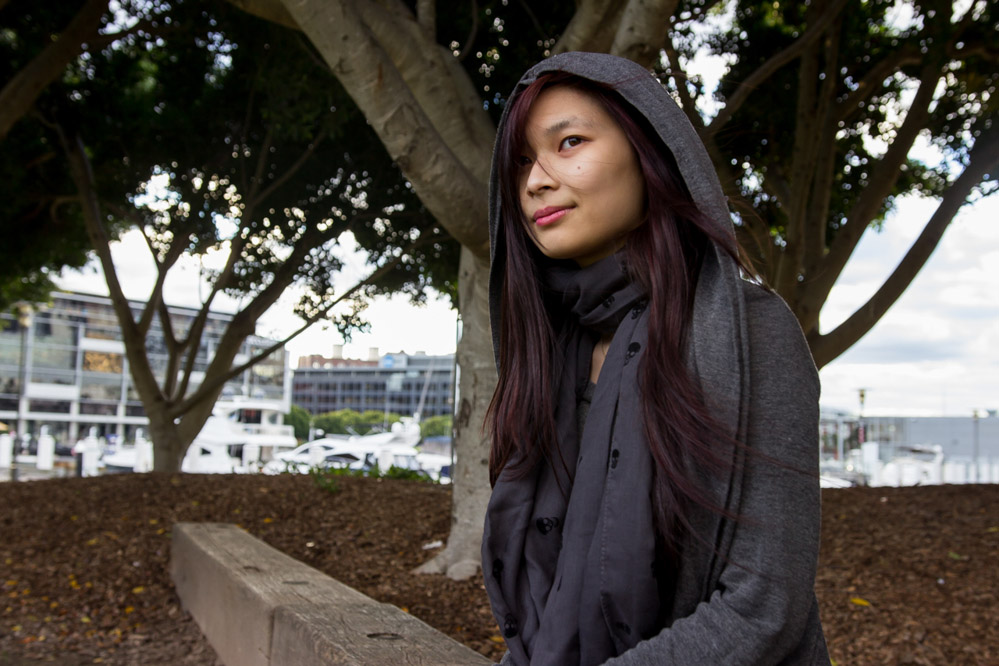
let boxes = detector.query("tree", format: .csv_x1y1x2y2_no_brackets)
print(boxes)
1,1,458,470
420,414,452,438
0,2,118,310
285,404,311,440
676,0,998,366
228,0,996,579
313,408,401,435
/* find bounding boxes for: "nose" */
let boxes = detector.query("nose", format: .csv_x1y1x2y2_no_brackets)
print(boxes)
524,157,558,196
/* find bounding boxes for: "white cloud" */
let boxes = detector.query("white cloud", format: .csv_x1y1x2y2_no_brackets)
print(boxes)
818,194,999,416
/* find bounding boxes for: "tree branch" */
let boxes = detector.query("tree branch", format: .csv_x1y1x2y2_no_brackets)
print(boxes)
663,38,704,130
251,129,327,208
805,63,942,312
458,0,479,62
225,0,299,30
553,0,623,55
416,0,436,39
103,201,185,337
835,45,922,125
352,1,495,181
774,1,827,297
276,0,492,256
800,22,843,291
61,130,164,406
809,122,999,367
169,236,428,418
245,128,272,204
0,0,108,139
707,0,850,139
157,299,185,399
610,0,678,68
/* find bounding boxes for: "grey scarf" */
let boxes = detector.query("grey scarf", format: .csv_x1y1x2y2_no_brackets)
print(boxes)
482,254,660,665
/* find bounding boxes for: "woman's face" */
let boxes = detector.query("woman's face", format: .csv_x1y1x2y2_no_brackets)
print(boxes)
516,85,646,266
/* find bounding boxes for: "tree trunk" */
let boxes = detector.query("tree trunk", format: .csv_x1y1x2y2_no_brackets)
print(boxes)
415,247,496,579
146,413,187,472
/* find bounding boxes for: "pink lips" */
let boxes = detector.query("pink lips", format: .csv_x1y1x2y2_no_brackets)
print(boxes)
533,206,571,226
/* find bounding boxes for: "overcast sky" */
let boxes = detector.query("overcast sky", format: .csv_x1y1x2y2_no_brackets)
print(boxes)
55,188,996,419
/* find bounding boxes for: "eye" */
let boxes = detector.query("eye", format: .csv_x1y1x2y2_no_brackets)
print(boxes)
515,155,533,167
559,136,584,150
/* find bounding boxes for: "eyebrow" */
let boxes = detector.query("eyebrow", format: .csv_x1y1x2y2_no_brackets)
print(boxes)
543,116,595,137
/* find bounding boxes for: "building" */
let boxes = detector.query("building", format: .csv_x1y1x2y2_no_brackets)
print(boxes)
0,292,290,447
819,407,999,464
292,350,455,418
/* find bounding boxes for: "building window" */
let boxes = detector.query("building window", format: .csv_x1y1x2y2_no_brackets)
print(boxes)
83,351,123,373
32,345,76,370
28,400,71,413
80,402,117,416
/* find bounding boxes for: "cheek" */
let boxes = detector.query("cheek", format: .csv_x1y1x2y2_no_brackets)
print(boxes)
559,161,601,190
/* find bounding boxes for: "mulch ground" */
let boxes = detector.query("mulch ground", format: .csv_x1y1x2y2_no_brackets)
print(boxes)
0,474,996,665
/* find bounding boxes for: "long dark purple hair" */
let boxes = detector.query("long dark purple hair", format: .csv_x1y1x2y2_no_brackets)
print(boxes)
488,72,750,548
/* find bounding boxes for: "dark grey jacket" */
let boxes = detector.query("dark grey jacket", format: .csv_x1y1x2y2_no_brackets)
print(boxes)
486,52,828,664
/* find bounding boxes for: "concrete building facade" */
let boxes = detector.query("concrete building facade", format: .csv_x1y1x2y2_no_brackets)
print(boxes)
292,351,455,418
0,292,289,447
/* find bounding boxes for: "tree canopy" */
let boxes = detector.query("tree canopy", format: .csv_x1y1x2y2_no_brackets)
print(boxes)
0,0,459,469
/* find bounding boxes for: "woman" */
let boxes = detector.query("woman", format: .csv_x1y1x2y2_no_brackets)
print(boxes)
482,52,828,665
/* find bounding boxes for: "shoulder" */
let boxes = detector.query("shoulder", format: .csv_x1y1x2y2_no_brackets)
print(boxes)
740,280,820,402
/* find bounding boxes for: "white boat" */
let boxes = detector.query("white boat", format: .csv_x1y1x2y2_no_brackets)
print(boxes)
100,417,245,474
181,415,246,474
212,397,298,466
261,436,353,474
415,451,452,483
262,418,440,477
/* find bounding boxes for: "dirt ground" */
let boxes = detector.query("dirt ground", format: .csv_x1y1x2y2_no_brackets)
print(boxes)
1,473,996,665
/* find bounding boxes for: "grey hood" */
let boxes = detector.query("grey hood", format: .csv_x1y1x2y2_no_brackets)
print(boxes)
487,50,748,447
488,51,738,367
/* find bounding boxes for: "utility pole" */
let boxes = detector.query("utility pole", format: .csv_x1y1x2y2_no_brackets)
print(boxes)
857,388,868,444
972,409,980,483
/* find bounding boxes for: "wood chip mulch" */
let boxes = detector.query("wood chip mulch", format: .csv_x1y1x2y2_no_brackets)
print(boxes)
1,474,996,665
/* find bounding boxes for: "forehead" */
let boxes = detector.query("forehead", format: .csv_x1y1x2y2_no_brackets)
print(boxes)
522,85,615,138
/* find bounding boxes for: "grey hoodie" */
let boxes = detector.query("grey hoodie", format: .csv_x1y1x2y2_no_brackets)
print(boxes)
484,52,829,665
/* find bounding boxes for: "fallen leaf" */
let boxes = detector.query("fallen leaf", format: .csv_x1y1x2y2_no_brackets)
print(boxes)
850,597,871,607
